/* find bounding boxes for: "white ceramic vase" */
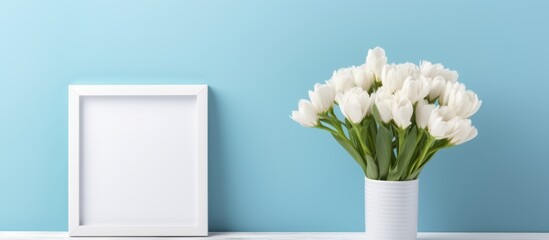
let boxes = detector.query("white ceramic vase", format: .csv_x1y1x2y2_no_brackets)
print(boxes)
365,177,418,240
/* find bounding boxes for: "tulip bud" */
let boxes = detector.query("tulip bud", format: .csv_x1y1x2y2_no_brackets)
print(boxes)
308,83,336,113
365,47,388,79
339,87,373,124
391,95,414,129
353,65,375,91
374,88,394,124
415,99,435,129
290,100,319,127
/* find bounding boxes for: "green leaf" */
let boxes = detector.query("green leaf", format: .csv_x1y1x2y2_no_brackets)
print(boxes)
365,154,379,180
391,127,417,180
417,150,437,171
344,118,353,130
366,119,378,156
405,168,421,180
405,142,438,180
375,125,393,180
347,126,363,155
371,105,385,127
387,164,399,180
407,135,426,176
331,133,367,174
431,138,450,150
358,124,373,155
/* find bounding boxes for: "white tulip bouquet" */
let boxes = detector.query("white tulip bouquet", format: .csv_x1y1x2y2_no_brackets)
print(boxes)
291,47,481,181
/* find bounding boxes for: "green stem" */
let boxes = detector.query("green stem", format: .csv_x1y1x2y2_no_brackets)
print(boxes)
416,129,425,145
319,117,345,137
427,141,451,155
329,108,346,126
315,123,338,136
353,125,372,156
320,110,346,137
398,128,405,154
410,136,435,174
408,129,425,174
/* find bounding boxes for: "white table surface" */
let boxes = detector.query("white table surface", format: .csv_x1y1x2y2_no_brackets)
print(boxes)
1,232,548,240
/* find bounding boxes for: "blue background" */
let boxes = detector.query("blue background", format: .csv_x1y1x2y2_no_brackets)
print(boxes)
1,0,548,232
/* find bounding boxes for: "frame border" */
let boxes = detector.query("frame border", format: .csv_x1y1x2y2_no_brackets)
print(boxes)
68,85,208,237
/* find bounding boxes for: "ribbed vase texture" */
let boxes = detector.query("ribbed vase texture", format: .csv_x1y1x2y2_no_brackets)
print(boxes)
365,177,418,240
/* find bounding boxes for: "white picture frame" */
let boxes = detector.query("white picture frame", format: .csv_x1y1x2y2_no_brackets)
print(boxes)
68,85,208,237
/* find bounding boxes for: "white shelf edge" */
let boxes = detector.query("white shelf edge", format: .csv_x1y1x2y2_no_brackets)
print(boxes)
0,231,548,240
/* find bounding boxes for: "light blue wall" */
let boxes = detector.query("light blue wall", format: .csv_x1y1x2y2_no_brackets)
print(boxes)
0,0,548,232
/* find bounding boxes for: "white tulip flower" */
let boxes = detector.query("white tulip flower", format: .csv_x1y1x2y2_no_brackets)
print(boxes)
308,83,336,113
391,95,414,129
427,76,447,101
448,118,478,145
440,82,482,118
396,75,431,103
353,64,375,91
339,87,373,124
415,99,436,129
427,107,454,139
327,67,356,102
428,111,448,139
374,88,394,124
448,90,482,118
439,81,466,105
365,47,388,79
381,62,420,93
291,99,319,127
420,61,458,82
427,107,478,144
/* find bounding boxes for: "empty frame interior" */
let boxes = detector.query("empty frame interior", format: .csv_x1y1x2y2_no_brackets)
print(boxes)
79,95,198,226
